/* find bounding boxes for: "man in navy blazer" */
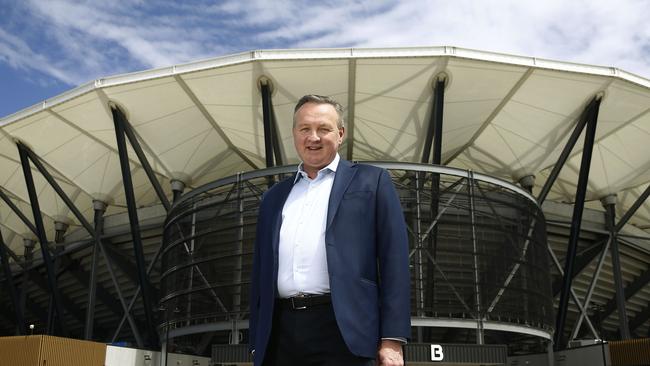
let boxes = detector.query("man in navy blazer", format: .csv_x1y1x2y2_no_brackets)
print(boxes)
249,95,410,365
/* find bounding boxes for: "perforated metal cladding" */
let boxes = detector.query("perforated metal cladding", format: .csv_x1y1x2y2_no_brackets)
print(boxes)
161,163,553,340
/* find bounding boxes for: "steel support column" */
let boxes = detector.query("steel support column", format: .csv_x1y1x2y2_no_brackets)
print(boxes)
538,97,599,204
17,143,68,336
0,189,38,235
46,222,66,335
118,110,171,211
18,142,95,235
260,80,275,168
432,77,446,165
421,76,445,329
85,200,105,340
421,76,446,164
602,195,630,339
112,105,158,346
0,229,25,334
20,239,34,330
270,102,283,166
468,171,484,345
553,96,601,349
346,59,357,161
13,141,147,340
596,183,650,322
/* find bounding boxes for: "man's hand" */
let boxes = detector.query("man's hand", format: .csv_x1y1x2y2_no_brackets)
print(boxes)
377,339,404,366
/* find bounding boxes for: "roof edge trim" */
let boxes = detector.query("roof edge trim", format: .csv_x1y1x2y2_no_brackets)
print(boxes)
2,45,650,127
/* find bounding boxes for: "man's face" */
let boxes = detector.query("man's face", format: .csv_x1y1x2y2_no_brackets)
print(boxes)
293,102,344,178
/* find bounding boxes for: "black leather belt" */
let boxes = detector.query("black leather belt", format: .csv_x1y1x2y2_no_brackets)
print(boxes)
277,294,331,310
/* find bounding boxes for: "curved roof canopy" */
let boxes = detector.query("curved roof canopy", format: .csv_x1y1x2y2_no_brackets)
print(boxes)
1,46,650,253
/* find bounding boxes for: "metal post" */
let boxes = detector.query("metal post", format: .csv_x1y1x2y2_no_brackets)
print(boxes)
111,106,158,346
538,97,598,204
20,239,34,332
346,59,357,161
47,221,67,335
118,111,171,211
602,195,630,339
421,76,446,164
547,341,555,366
413,172,425,343
260,80,275,168
270,102,284,166
595,184,650,322
186,202,197,326
414,173,425,317
553,96,601,349
85,200,105,340
468,171,484,344
423,76,446,324
0,230,25,334
171,180,185,204
234,174,243,318
17,143,68,336
162,325,169,366
231,233,242,342
0,189,38,235
432,77,446,165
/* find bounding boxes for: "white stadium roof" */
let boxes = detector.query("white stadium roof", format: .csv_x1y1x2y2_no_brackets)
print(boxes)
1,45,649,256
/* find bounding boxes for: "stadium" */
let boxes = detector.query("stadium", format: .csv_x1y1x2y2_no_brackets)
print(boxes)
1,46,649,365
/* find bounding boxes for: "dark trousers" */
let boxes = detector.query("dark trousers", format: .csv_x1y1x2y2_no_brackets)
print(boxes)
263,301,375,366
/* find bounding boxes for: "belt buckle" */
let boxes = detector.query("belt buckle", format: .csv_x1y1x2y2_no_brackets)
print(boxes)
291,293,308,310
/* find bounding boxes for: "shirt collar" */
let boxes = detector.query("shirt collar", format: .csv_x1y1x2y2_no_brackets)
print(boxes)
294,153,340,183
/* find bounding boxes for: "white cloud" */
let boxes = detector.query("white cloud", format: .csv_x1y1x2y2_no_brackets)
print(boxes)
0,28,76,84
1,0,649,87
218,0,650,77
1,0,229,85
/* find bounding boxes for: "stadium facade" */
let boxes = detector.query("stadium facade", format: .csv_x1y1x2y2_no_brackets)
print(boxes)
1,46,650,364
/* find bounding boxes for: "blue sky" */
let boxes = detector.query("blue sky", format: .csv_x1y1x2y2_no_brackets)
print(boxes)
1,0,650,118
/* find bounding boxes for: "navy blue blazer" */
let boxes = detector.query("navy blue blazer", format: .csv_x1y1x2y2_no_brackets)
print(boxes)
249,159,411,364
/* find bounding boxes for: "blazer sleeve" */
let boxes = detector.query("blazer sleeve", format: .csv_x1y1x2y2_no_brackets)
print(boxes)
375,169,411,340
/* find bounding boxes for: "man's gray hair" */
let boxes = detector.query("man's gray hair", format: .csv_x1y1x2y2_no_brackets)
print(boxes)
293,94,345,128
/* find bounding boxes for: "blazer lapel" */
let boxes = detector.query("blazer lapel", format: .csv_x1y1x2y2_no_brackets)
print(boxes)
327,159,357,229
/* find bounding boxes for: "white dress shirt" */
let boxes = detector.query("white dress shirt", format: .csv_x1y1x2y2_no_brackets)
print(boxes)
275,154,407,344
276,154,340,298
